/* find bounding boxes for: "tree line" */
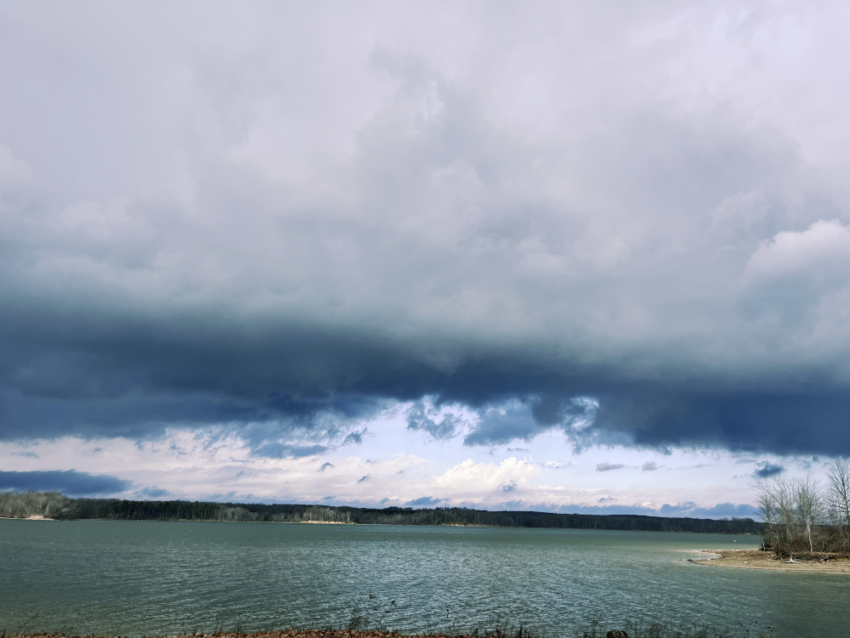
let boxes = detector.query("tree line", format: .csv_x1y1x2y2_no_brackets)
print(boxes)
0,491,759,534
756,458,850,557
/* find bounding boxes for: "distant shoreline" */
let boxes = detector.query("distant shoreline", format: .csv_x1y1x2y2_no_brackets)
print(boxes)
691,549,850,573
0,515,758,533
0,492,762,534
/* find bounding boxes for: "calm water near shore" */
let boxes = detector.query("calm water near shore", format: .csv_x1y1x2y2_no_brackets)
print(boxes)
1,519,848,637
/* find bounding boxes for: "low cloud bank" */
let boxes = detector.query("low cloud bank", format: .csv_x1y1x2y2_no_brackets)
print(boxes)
551,502,759,519
0,470,131,496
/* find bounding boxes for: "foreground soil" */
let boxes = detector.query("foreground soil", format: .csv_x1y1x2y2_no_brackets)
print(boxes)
10,632,475,638
691,549,850,572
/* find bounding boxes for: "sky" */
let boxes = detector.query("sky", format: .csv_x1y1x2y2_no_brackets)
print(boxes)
2,1,850,517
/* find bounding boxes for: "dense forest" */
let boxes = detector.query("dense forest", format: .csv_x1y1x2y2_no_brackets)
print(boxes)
0,490,759,534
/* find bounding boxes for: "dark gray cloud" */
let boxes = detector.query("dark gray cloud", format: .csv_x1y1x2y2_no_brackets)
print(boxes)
343,429,367,446
253,443,328,459
139,486,171,499
546,502,759,519
4,297,850,456
596,463,625,472
463,401,541,446
405,496,445,507
641,462,657,472
0,470,130,496
753,462,785,478
659,502,759,519
459,397,600,447
2,2,850,459
407,401,462,439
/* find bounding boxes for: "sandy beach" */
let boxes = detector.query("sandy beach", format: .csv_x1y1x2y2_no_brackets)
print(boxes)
0,515,53,521
691,549,850,573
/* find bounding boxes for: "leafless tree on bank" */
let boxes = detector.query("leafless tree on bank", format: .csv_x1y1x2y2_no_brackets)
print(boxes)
827,458,850,527
757,475,800,556
755,484,778,551
826,458,850,553
795,475,824,554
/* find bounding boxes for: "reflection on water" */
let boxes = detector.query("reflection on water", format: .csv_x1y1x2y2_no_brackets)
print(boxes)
1,520,847,637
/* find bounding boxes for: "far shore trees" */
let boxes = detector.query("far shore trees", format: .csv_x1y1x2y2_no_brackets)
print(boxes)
0,491,758,533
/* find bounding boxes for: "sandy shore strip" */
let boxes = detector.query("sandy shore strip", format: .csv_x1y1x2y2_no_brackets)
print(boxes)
0,515,54,520
690,549,850,573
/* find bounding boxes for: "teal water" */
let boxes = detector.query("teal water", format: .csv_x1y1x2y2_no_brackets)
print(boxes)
0,520,847,637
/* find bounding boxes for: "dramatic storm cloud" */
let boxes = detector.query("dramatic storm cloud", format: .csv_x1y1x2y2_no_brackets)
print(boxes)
2,1,850,509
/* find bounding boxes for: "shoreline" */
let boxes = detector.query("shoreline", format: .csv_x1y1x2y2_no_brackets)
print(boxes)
0,516,756,533
690,549,850,573
0,515,53,521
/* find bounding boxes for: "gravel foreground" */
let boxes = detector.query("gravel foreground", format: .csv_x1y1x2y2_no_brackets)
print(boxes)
5,624,776,638
7,632,536,638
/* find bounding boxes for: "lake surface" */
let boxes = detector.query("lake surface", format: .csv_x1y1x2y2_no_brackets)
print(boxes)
1,520,848,637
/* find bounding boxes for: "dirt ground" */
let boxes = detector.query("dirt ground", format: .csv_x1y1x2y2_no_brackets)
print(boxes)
10,632,470,638
691,549,850,573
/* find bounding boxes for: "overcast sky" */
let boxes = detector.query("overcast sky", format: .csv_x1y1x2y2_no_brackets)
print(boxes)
2,1,850,516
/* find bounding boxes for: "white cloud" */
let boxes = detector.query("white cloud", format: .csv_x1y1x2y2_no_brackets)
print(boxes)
739,219,850,357
744,219,850,285
435,457,540,493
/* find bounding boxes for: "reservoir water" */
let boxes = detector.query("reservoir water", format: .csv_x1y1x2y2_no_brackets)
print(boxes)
1,519,848,637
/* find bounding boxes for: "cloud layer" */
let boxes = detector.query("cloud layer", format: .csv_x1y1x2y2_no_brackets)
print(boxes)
2,2,850,458
0,428,803,517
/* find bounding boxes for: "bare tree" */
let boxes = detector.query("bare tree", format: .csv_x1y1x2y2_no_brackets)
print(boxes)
825,458,850,555
756,474,804,557
826,458,850,529
755,480,779,551
795,475,824,553
774,475,799,552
